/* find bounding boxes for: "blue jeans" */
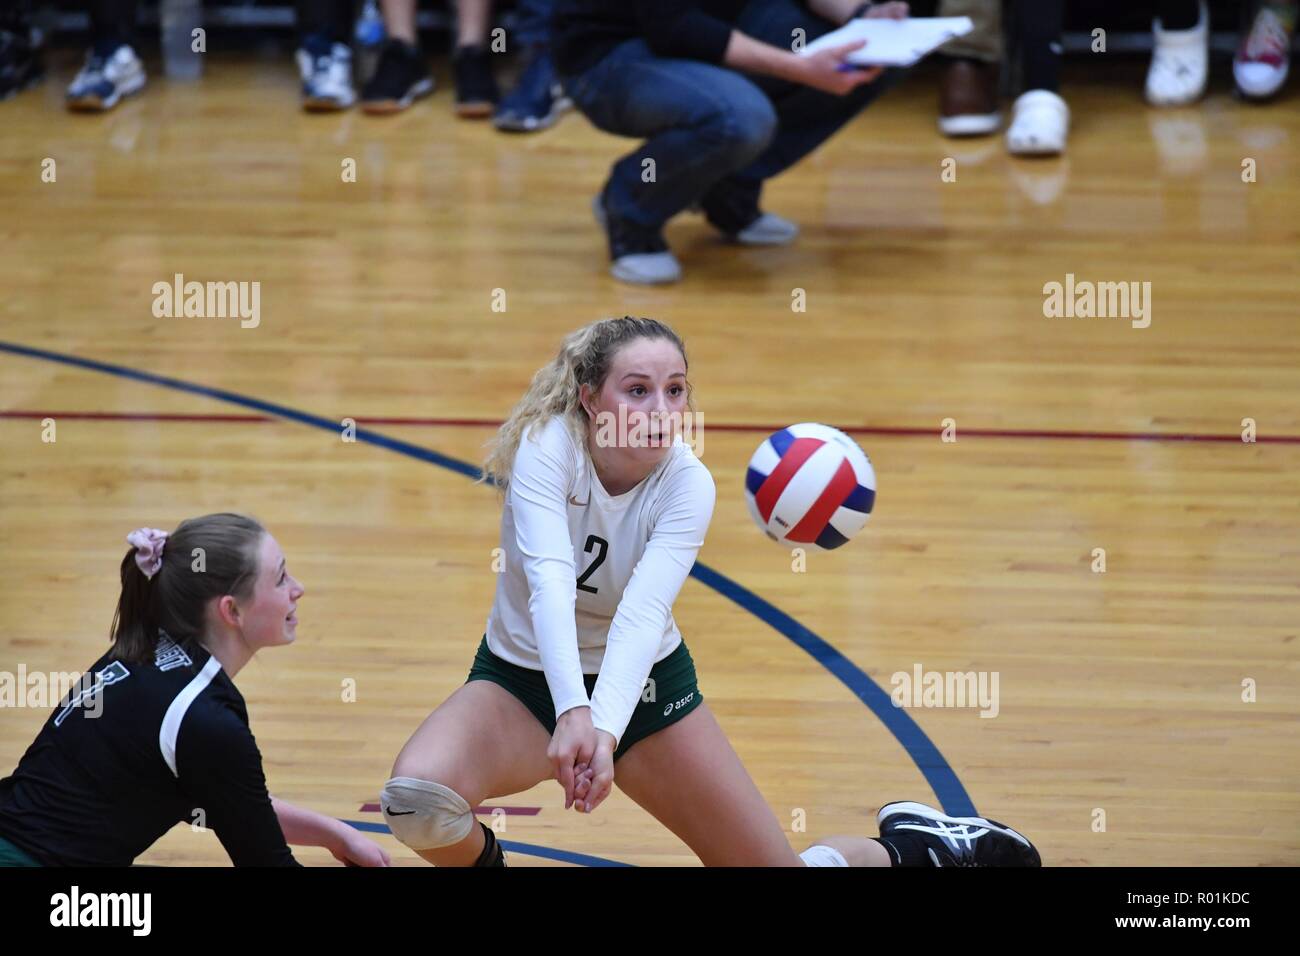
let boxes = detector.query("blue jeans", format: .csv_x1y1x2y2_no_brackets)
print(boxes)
513,0,553,48
561,0,903,232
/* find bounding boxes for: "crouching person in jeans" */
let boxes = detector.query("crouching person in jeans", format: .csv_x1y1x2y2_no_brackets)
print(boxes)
552,0,909,285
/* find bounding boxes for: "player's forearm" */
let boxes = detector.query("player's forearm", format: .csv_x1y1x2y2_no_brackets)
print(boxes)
592,621,665,749
531,591,592,718
271,797,349,851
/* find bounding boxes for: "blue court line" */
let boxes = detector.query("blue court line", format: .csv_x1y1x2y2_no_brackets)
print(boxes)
690,564,973,813
0,341,481,480
0,340,976,822
343,820,631,867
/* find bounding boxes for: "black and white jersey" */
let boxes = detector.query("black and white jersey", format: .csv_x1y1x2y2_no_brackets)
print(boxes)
0,635,297,866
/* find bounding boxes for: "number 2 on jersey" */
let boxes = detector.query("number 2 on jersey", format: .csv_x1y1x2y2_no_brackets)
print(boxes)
576,534,608,594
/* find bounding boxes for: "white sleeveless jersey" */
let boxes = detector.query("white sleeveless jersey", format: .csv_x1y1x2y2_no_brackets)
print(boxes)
484,413,716,747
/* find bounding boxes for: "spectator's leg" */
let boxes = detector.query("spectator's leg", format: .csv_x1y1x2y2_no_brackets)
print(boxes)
1233,1,1296,100
512,0,551,47
1005,0,1068,155
563,38,777,281
296,0,358,111
1157,0,1201,30
1146,0,1209,106
935,0,1003,136
699,0,904,232
457,0,492,46
494,0,568,132
453,0,499,116
89,0,139,51
361,0,434,113
67,0,145,111
382,0,419,44
297,0,354,43
1018,0,1064,93
939,0,1003,62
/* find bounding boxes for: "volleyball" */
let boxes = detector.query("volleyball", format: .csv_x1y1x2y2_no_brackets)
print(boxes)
744,423,876,550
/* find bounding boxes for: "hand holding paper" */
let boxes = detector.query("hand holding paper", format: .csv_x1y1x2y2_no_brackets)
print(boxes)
801,16,975,69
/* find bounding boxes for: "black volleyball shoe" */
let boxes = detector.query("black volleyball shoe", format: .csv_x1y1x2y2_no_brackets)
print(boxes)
878,801,1042,867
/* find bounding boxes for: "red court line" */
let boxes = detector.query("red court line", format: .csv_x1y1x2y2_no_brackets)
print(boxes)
1,410,1297,444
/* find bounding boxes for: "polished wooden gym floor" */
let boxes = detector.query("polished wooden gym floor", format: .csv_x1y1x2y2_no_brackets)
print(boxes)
1,49,1297,866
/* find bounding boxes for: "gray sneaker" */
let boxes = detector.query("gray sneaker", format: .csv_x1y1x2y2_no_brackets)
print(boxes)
610,251,683,285
731,211,799,246
593,194,683,285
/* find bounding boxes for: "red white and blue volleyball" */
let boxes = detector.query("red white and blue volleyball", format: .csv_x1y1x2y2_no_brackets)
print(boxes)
745,423,876,550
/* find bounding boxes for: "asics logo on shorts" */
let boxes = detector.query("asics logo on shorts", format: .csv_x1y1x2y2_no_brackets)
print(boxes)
662,691,695,716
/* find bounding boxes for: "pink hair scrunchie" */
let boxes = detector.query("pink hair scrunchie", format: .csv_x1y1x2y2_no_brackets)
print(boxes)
126,528,169,580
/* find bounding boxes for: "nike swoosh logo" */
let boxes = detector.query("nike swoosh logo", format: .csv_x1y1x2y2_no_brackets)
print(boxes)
568,494,589,506
384,806,415,816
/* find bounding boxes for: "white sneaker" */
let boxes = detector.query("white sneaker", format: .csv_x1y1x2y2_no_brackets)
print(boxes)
610,252,683,285
1234,5,1293,100
1146,0,1209,106
1005,89,1070,156
732,212,799,246
66,43,145,111
297,41,356,111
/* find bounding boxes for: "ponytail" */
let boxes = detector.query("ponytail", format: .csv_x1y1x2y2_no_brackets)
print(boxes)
109,549,162,663
108,513,266,663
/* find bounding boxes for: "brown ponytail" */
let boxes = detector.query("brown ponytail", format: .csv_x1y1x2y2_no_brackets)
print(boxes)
109,548,163,663
109,513,266,663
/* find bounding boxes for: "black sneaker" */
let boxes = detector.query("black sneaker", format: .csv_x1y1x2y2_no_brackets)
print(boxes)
0,25,44,101
878,801,1042,867
361,39,433,114
452,44,498,118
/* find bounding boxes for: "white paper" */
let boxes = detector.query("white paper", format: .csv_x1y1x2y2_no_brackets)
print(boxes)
800,16,974,68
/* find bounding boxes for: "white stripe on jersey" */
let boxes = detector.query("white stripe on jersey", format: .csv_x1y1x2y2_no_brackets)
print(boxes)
158,655,222,777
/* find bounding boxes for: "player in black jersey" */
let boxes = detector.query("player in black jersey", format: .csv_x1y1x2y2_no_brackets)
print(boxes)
0,513,390,867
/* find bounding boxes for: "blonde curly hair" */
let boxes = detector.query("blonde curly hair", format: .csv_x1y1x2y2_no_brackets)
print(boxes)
479,316,694,493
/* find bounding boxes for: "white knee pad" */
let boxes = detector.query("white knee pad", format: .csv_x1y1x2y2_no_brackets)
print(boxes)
380,776,475,850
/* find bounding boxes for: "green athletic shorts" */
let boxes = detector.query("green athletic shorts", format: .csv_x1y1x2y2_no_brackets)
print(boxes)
0,835,40,867
466,635,703,761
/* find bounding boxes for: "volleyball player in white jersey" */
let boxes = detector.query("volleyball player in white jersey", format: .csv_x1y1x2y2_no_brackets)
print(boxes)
381,316,1040,867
